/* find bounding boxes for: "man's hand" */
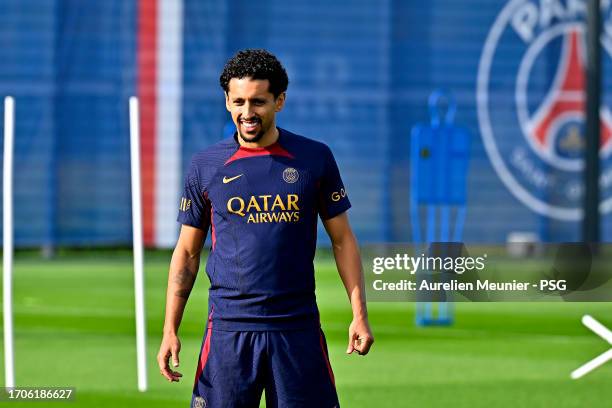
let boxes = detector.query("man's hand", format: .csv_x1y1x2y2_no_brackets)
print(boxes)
346,317,374,356
157,333,183,382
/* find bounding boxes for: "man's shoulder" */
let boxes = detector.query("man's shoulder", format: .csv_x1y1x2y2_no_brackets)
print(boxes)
190,137,237,168
280,128,332,156
185,137,236,189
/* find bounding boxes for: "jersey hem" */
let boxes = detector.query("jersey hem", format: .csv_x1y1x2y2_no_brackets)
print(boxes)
209,317,321,332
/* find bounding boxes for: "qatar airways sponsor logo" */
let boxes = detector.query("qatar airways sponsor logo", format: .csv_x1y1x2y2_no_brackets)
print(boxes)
226,194,300,223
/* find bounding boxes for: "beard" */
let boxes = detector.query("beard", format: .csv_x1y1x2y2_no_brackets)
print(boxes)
236,116,267,144
237,127,266,143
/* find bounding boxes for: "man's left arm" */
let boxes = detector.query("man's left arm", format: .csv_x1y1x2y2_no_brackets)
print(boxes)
323,212,374,356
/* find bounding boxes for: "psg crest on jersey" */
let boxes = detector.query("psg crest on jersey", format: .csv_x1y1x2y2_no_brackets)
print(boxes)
283,167,299,183
477,0,612,220
192,396,206,408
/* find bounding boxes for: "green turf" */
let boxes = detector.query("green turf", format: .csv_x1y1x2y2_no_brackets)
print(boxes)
0,250,611,407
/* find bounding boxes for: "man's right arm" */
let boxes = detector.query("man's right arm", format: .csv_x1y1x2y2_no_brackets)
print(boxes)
157,224,207,382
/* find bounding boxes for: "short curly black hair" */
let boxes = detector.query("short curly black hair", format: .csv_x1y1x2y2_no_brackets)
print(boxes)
219,49,289,98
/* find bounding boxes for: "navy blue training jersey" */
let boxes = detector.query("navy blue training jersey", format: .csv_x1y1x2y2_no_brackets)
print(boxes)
177,128,351,330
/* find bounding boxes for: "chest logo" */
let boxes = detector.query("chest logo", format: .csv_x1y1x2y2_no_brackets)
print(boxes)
282,167,299,183
223,174,243,184
227,194,301,224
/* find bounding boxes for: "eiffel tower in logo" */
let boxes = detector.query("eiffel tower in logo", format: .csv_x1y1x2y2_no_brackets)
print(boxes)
528,29,612,158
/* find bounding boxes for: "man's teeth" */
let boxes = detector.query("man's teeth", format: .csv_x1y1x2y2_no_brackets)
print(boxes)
241,121,259,128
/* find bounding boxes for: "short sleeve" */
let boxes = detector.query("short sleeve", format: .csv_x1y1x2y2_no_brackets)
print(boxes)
177,159,211,230
318,145,351,220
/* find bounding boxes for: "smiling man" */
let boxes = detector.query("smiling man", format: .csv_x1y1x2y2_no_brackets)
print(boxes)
157,49,373,408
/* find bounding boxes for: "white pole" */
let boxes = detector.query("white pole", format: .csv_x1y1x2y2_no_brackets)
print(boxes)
3,96,15,388
129,96,148,392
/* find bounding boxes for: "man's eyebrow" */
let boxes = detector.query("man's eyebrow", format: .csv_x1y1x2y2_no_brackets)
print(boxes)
231,97,267,102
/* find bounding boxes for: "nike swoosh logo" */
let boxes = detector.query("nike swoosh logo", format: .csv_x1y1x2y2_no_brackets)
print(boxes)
223,174,243,184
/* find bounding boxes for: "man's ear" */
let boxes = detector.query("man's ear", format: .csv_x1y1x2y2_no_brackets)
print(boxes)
225,92,231,111
275,92,286,112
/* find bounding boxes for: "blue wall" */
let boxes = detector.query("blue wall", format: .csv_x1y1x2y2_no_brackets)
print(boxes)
0,0,611,246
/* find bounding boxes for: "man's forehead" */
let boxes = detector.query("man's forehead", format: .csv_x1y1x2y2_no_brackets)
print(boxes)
227,77,272,95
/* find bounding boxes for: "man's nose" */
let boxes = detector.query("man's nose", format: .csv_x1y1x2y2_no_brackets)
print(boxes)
242,103,255,117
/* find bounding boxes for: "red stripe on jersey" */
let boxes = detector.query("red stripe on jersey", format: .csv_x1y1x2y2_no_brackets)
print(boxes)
319,330,336,387
137,0,157,246
194,310,214,387
224,143,294,165
210,205,216,250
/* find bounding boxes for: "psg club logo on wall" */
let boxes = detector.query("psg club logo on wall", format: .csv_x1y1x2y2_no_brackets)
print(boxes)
477,0,612,220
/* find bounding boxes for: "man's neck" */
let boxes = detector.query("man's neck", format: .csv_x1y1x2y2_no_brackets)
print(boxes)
239,126,279,149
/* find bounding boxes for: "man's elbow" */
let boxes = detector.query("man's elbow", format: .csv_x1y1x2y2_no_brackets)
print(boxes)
173,242,202,264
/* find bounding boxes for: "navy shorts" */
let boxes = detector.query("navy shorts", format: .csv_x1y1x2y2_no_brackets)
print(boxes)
191,325,339,408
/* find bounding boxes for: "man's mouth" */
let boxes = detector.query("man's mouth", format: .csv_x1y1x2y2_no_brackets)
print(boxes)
239,118,261,132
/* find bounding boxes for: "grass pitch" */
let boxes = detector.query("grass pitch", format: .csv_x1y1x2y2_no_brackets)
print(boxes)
0,250,611,407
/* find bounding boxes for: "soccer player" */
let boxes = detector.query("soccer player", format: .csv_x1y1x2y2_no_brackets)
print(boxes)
157,49,374,407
